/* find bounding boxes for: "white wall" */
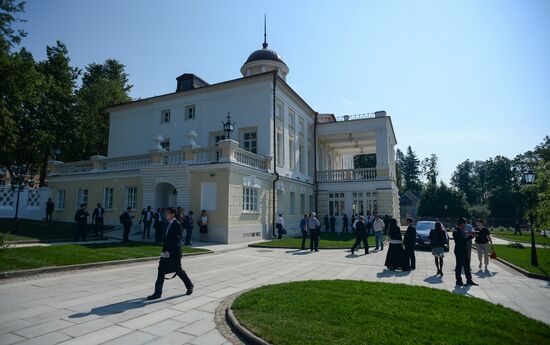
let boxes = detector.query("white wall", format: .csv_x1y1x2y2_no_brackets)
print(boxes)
108,79,273,157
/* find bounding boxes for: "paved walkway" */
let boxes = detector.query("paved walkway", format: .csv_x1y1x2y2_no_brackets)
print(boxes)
0,243,549,345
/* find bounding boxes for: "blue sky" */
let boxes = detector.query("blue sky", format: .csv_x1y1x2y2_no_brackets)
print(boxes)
17,0,550,183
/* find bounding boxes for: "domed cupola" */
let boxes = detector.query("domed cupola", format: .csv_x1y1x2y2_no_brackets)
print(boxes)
240,18,289,80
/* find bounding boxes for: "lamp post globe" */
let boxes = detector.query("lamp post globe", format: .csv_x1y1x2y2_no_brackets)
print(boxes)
522,168,538,267
221,112,235,140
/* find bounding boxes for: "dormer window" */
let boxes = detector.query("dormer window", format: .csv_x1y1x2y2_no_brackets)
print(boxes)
161,110,171,123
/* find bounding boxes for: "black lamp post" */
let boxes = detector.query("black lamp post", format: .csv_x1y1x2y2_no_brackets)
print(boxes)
10,166,26,234
523,168,538,267
221,112,235,140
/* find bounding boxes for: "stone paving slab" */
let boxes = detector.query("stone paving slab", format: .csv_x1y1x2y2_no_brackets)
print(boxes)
0,244,549,345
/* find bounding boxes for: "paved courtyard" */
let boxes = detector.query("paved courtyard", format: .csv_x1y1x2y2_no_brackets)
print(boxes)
0,243,549,345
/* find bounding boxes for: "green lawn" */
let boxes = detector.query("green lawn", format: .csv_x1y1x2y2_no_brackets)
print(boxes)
0,219,111,242
232,280,550,345
493,244,549,277
0,242,209,272
491,230,550,246
251,232,385,249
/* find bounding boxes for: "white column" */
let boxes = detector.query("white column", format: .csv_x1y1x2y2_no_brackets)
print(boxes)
376,129,390,179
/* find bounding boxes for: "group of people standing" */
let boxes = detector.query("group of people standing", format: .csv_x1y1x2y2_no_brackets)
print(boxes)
73,203,209,244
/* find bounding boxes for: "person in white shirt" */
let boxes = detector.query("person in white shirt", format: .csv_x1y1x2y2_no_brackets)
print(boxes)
198,210,208,242
275,214,285,239
308,212,321,251
373,215,385,251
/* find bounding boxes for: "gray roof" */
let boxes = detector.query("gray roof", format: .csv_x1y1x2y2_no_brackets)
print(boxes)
245,47,287,65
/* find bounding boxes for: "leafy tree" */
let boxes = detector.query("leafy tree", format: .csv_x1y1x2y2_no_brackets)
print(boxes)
525,136,550,231
65,59,132,161
36,41,80,186
0,0,26,53
401,146,421,192
451,159,478,205
0,48,44,177
421,153,438,185
417,182,468,218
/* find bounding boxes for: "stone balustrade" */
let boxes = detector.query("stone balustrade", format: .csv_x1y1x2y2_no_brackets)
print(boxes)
48,143,269,176
317,168,377,182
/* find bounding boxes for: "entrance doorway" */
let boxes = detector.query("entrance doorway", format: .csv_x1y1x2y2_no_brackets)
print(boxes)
155,182,177,209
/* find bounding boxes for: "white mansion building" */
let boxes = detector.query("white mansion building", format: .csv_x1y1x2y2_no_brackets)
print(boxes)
46,38,400,243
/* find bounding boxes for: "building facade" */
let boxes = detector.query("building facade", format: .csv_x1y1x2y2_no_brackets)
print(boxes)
45,39,399,243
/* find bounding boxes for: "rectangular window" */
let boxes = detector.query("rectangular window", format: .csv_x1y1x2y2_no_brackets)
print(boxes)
242,187,258,212
185,105,195,119
289,136,295,170
161,109,171,123
161,139,170,151
57,190,65,210
76,188,88,208
309,194,314,213
300,193,305,215
277,189,284,213
299,118,305,173
276,129,284,167
288,109,295,133
103,187,114,210
307,144,313,176
242,131,257,154
126,187,137,210
290,191,296,214
329,192,345,217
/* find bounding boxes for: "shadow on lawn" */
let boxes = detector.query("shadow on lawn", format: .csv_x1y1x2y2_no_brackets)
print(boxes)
69,293,187,318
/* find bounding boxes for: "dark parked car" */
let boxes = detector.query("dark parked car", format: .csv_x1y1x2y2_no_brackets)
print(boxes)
415,221,449,251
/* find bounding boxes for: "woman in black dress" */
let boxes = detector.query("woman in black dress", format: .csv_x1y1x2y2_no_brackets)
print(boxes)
384,218,409,270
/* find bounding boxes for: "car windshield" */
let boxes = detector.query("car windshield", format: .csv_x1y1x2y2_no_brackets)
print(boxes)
416,222,434,232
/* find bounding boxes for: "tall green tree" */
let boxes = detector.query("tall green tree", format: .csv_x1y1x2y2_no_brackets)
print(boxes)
0,48,45,177
525,136,550,231
395,148,405,193
402,146,421,192
421,153,438,185
0,0,26,53
417,182,468,218
65,59,132,161
36,41,80,186
451,159,478,205
353,154,376,169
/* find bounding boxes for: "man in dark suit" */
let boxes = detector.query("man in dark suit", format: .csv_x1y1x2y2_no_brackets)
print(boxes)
342,214,349,233
403,217,417,270
46,198,54,222
120,207,133,241
148,207,194,300
453,218,478,286
351,216,369,255
141,206,154,239
92,203,105,238
184,211,194,246
74,203,89,241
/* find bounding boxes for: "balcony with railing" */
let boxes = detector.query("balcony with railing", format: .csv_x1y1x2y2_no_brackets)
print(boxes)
317,168,377,182
48,140,270,176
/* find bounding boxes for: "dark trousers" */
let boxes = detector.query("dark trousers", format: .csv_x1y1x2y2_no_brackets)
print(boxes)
352,235,369,254
514,228,522,236
123,224,131,241
185,228,193,245
276,223,283,239
404,244,416,269
94,219,104,237
75,224,87,241
154,268,193,295
143,221,152,239
330,225,335,232
309,228,320,251
455,253,472,283
154,226,163,243
342,224,348,233
301,230,307,249
46,211,53,222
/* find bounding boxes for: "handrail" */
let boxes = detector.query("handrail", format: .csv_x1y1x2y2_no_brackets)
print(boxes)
317,168,377,182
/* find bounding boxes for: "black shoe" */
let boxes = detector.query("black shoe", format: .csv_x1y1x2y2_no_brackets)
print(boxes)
351,249,354,255
147,293,161,300
186,285,194,295
456,281,465,286
466,281,478,286
315,249,319,252
365,252,369,255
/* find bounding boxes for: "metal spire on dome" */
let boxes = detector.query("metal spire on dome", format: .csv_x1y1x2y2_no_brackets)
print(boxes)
262,13,268,49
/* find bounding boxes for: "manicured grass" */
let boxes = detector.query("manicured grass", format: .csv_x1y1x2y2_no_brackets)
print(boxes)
493,244,549,277
252,232,384,249
232,280,550,345
0,219,111,242
0,242,209,272
491,230,550,246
